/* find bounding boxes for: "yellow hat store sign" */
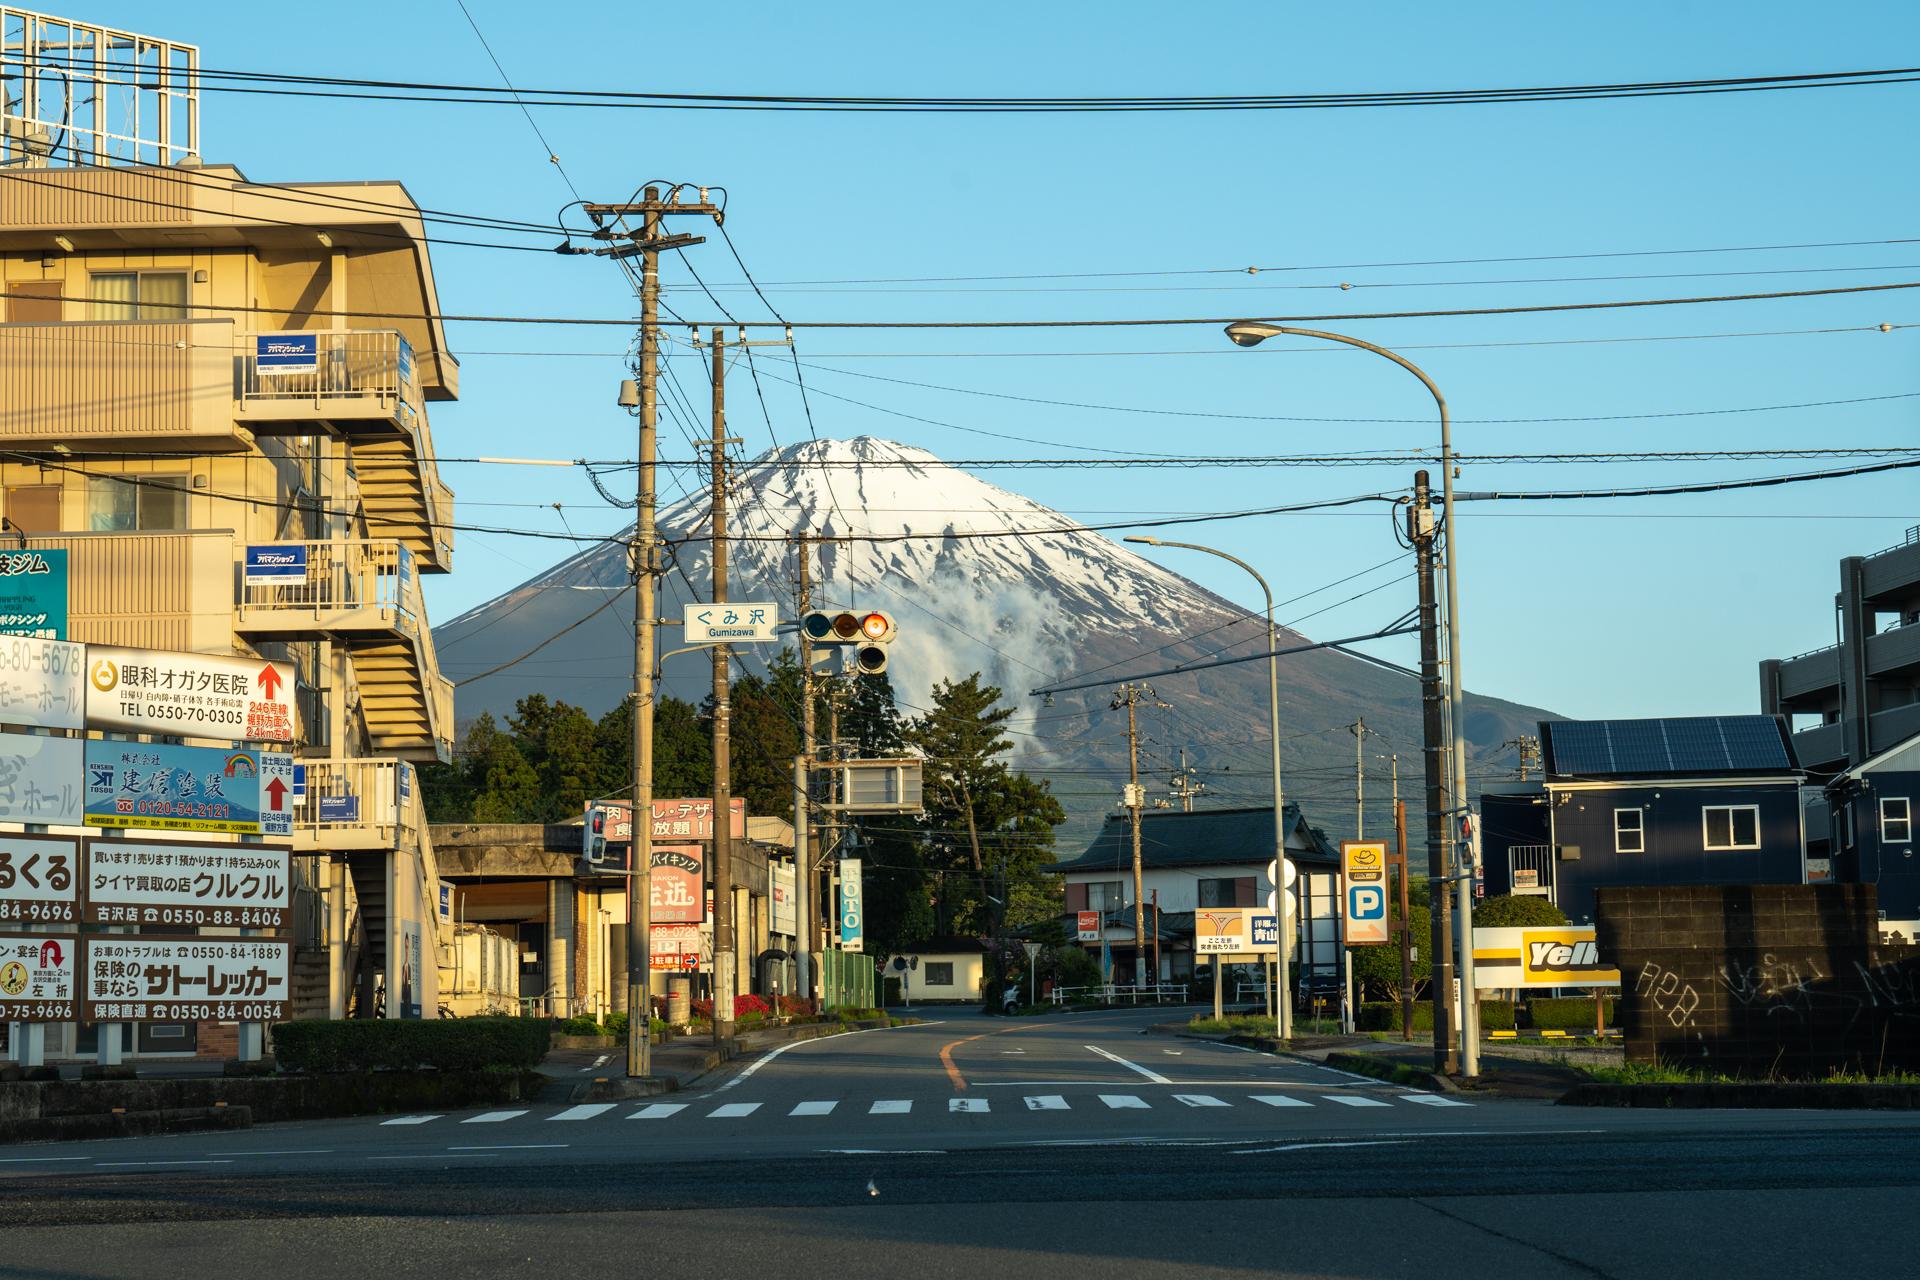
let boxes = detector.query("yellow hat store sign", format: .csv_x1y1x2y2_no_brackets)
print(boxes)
1471,926,1622,989
1342,840,1391,945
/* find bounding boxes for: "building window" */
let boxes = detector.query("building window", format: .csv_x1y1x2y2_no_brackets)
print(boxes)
3,486,61,534
87,476,188,532
88,271,188,322
923,962,954,987
1085,881,1124,912
1703,805,1760,850
1197,878,1238,908
1614,809,1644,853
1884,798,1912,844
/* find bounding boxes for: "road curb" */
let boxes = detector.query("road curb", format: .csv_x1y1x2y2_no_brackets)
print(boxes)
1559,1081,1920,1109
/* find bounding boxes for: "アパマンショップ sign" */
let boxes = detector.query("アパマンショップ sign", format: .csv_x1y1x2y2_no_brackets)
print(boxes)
81,936,288,1023
0,933,76,1021
82,838,289,928
86,645,295,742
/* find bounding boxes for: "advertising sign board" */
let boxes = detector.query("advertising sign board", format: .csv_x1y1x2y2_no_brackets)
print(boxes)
399,920,423,1018
1077,910,1101,941
0,732,83,825
0,637,85,729
839,858,863,953
0,933,76,1021
770,862,796,935
593,798,749,843
0,834,77,925
82,838,289,928
649,845,705,923
0,549,67,640
1342,840,1391,945
244,544,309,586
1472,926,1620,989
83,741,293,836
1249,911,1279,950
86,645,296,743
81,935,289,1022
255,332,317,375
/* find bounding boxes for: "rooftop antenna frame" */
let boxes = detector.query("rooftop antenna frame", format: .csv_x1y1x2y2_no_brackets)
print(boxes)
1,6,199,170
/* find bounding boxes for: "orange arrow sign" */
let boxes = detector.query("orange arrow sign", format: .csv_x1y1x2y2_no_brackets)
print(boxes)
257,664,284,700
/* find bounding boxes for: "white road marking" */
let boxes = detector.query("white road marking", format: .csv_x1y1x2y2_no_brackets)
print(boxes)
577,1054,613,1073
462,1111,530,1124
448,1145,568,1150
1240,1140,1410,1153
549,1105,616,1121
92,1160,233,1167
1024,1095,1070,1111
1100,1095,1150,1109
1397,1094,1472,1107
949,1098,989,1113
790,1101,838,1115
1085,1044,1173,1083
1251,1095,1313,1107
1323,1095,1392,1108
708,1103,762,1118
1172,1095,1230,1107
869,1100,912,1114
629,1104,688,1119
380,1115,442,1125
712,1021,937,1091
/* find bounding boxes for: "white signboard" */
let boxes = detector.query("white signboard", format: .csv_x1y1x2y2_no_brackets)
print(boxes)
0,638,86,730
771,862,796,935
684,603,779,644
0,732,82,825
0,834,77,925
86,645,296,743
81,935,289,1023
83,838,291,928
0,933,77,1022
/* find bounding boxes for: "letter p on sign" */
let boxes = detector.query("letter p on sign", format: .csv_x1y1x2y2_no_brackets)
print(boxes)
1347,884,1389,944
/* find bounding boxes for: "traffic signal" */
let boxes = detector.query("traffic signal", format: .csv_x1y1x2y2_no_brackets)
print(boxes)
584,804,609,864
800,609,896,675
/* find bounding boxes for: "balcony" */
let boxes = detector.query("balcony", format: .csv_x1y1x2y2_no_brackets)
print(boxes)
233,329,424,439
293,757,414,851
0,318,249,452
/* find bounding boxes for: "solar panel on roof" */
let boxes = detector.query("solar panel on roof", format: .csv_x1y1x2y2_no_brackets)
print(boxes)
1545,715,1789,776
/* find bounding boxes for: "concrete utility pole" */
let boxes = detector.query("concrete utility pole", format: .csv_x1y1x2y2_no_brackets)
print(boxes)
793,529,814,1005
1412,470,1456,1074
709,327,735,1044
1353,717,1365,840
1111,683,1168,990
1396,798,1415,1043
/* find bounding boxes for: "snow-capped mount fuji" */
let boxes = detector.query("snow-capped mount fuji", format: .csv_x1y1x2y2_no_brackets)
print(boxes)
433,437,1555,837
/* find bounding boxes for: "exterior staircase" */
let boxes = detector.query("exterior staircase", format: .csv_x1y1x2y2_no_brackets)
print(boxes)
350,434,452,574
289,950,331,1020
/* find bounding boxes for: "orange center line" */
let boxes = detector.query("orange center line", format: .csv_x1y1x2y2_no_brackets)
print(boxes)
938,1023,1045,1091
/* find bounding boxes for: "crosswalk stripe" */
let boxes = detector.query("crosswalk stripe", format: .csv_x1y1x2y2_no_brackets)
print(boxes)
1396,1094,1472,1107
1024,1095,1070,1111
379,1115,441,1125
462,1111,529,1124
1323,1095,1391,1108
1172,1095,1229,1108
869,1100,912,1114
949,1098,989,1113
549,1105,615,1122
709,1103,762,1118
790,1101,838,1116
1251,1095,1313,1107
1099,1095,1150,1109
629,1104,687,1120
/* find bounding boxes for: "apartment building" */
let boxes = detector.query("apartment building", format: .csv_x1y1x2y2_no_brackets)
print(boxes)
0,159,459,1042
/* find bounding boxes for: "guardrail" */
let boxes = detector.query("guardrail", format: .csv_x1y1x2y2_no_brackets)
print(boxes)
1050,983,1190,1005
236,539,416,633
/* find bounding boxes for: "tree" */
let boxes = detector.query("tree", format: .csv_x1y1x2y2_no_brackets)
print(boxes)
1349,902,1432,1002
1472,894,1571,927
465,711,543,822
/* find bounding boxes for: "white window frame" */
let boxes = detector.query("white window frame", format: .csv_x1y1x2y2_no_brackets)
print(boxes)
1883,797,1912,845
1614,808,1644,853
1702,804,1761,850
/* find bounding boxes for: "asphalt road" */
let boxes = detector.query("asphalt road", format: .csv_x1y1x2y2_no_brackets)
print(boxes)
2,1008,1916,1279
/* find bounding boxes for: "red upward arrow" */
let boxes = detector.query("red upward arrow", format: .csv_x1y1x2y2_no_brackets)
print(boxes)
265,777,287,812
257,664,284,700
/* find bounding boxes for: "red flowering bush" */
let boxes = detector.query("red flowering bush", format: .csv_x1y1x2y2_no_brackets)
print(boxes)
778,995,814,1016
688,995,771,1021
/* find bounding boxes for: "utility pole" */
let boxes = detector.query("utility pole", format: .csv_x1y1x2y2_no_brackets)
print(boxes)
1169,748,1207,812
586,185,718,1081
1352,717,1365,840
793,529,815,1005
1112,683,1168,991
1502,734,1540,780
709,327,736,1045
1395,798,1413,1043
1412,471,1455,1074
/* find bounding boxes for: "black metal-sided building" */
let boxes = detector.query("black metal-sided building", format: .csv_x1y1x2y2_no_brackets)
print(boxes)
1480,715,1806,924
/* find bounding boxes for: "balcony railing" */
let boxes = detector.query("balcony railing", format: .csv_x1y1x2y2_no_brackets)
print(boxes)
234,330,422,430
293,757,415,851
235,540,417,638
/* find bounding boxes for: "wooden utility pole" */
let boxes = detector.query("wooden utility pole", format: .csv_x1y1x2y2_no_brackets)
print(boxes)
709,327,734,1044
1353,717,1365,840
1413,470,1456,1074
1111,683,1168,990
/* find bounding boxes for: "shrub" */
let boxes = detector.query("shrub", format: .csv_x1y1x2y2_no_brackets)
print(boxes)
1357,1000,1515,1032
1527,996,1615,1029
604,1011,629,1037
689,995,775,1022
557,1016,604,1036
778,994,813,1017
1472,895,1571,927
272,1017,551,1073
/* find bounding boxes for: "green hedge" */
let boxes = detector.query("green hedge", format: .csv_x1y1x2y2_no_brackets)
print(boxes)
272,1017,551,1073
1359,1000,1516,1032
1526,996,1616,1029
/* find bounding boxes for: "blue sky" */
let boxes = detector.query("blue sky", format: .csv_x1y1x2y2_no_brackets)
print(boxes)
86,1,1920,723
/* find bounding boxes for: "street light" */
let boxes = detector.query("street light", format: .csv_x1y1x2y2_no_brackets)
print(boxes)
1219,320,1479,1075
1124,535,1291,1040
